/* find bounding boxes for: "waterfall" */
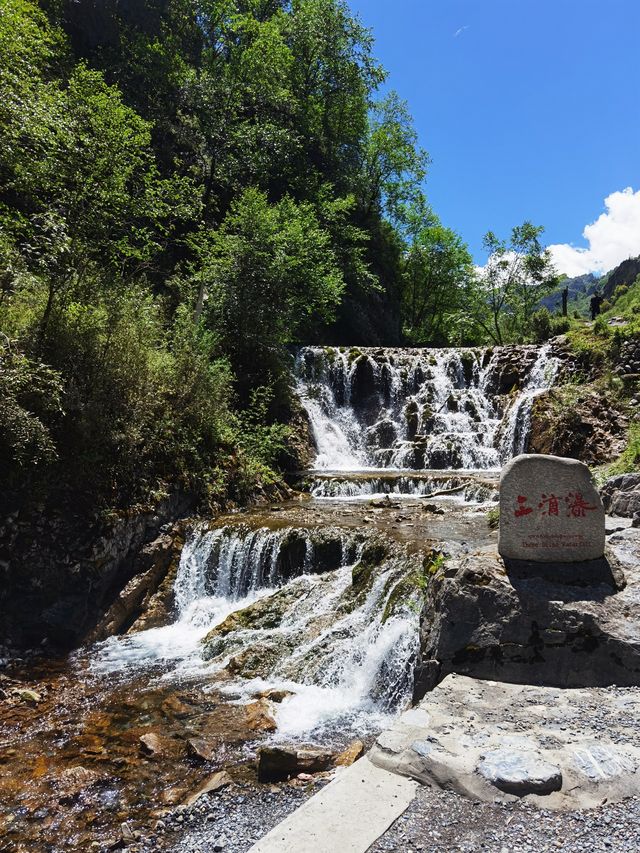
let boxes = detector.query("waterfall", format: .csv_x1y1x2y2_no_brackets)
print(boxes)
295,345,559,471
90,522,417,735
497,344,560,460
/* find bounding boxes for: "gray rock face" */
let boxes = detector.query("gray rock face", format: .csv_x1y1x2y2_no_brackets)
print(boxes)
415,528,640,696
370,674,640,810
499,454,605,562
601,473,640,518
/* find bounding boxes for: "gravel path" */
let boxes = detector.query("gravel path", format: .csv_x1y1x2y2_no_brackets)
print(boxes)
160,781,322,853
151,772,640,853
370,785,640,853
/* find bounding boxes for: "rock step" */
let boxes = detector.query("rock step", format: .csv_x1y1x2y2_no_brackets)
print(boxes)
248,758,416,853
369,674,640,811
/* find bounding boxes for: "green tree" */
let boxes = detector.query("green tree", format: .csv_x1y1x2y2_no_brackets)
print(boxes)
473,222,558,344
360,92,429,227
401,214,475,345
195,187,344,391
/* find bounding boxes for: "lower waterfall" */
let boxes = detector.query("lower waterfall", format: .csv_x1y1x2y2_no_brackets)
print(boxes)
91,523,421,739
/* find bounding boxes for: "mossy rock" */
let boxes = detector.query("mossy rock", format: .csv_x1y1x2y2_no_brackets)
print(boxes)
459,351,475,383
202,584,301,647
381,551,444,623
226,636,298,678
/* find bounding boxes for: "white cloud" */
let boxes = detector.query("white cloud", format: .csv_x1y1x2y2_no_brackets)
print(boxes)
454,25,469,38
548,187,640,277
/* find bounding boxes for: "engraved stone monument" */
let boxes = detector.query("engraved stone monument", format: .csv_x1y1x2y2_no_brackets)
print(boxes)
499,454,605,563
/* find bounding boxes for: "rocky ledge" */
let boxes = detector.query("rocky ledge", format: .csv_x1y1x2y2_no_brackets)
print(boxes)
370,673,640,810
415,526,640,696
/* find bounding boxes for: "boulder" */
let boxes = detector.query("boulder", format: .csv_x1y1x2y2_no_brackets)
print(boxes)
414,528,640,697
499,454,605,563
245,699,277,733
601,473,640,518
257,745,335,783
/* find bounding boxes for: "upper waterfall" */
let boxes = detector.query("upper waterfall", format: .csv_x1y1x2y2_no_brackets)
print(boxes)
295,344,559,472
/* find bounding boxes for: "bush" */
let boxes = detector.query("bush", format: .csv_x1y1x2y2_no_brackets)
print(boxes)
0,337,63,483
530,307,551,342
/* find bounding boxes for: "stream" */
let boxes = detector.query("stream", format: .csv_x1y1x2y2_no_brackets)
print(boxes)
0,344,559,852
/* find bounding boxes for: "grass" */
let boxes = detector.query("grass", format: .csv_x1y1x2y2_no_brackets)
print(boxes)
596,422,640,483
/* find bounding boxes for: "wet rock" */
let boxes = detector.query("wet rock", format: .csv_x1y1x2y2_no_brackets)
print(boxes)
187,738,216,762
245,699,277,733
335,740,365,767
161,695,192,719
369,496,400,509
120,822,136,844
182,771,234,807
160,786,189,806
421,504,445,515
16,688,41,704
254,688,293,703
365,420,398,450
139,732,181,758
55,766,101,802
257,746,334,783
350,355,377,405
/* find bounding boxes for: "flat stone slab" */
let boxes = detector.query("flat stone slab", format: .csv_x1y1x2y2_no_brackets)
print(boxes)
499,454,605,563
248,757,417,853
369,674,640,810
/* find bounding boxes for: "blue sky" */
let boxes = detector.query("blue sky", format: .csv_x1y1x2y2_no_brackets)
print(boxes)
349,0,640,274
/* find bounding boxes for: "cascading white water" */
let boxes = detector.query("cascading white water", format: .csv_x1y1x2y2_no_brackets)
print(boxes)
90,522,418,737
295,345,559,471
307,473,498,502
497,344,560,460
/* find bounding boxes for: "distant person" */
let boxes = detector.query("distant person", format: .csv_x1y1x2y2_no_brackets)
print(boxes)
589,293,603,321
561,286,568,317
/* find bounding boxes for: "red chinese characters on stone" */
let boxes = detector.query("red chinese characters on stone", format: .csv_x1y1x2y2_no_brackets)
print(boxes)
514,491,598,519
514,496,533,517
538,493,559,516
565,491,597,518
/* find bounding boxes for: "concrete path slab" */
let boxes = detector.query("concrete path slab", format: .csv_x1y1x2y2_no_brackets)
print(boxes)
248,757,417,853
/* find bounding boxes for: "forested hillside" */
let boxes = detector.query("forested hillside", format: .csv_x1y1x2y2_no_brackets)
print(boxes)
0,0,572,520
0,0,435,515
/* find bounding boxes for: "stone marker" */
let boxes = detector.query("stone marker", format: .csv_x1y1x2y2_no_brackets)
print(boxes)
499,454,605,562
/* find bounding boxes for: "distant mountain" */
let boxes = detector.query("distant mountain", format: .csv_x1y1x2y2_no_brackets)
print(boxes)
602,256,640,299
539,272,601,312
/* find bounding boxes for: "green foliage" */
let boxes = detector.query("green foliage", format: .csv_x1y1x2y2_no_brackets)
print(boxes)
486,506,500,530
401,212,476,345
195,187,344,389
599,423,640,480
530,307,571,342
234,386,293,481
472,222,559,344
0,336,63,475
